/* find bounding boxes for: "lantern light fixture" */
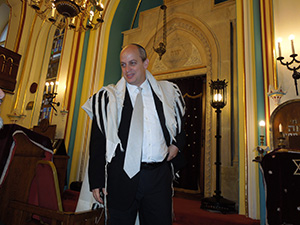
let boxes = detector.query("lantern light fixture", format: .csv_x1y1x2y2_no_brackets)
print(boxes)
201,79,236,213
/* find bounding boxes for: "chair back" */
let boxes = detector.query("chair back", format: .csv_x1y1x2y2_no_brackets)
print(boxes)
35,160,63,223
0,129,52,224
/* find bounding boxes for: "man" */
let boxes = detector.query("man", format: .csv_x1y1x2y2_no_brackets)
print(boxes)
83,44,185,225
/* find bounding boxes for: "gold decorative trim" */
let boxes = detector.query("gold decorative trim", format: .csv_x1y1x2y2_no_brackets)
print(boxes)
14,0,26,53
236,0,247,215
153,65,207,76
293,159,300,175
131,0,142,29
183,93,202,99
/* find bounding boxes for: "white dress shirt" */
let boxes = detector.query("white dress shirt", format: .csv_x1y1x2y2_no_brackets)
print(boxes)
127,80,168,163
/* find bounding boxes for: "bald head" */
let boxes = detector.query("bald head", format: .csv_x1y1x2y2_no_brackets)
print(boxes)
121,44,147,62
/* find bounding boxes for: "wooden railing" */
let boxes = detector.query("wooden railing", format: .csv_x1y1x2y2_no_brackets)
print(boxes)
9,201,104,225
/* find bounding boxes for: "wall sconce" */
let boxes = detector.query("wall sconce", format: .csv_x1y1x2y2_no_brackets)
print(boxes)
201,79,236,213
44,81,60,112
253,120,271,163
277,35,300,95
253,120,267,162
259,120,265,146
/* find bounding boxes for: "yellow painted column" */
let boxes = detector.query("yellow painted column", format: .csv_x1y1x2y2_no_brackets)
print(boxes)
236,0,247,215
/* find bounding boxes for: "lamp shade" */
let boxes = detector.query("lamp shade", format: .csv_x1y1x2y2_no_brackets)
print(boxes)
210,79,228,109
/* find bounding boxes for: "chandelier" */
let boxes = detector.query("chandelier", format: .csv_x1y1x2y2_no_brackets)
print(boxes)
29,0,104,32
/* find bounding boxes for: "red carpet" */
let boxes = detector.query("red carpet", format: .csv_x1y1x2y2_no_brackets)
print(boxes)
173,197,260,225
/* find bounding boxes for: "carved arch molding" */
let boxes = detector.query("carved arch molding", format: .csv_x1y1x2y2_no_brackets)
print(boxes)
144,17,217,196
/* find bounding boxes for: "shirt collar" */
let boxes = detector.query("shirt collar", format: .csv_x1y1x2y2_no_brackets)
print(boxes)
126,79,149,94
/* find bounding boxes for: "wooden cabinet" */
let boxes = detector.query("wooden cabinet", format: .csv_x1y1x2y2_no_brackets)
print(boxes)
261,150,300,225
0,46,21,93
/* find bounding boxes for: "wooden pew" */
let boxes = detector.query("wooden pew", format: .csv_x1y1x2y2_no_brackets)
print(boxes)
0,129,51,224
0,125,104,225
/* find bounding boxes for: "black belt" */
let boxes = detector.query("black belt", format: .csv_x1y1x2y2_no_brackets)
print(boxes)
141,158,167,170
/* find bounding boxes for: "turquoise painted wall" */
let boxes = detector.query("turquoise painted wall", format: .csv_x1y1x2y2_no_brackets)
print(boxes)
132,0,163,28
253,0,266,224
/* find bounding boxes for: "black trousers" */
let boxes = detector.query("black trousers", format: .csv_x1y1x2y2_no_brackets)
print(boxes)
108,161,173,225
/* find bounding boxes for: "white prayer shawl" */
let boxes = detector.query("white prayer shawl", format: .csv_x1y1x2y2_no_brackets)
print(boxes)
82,70,185,163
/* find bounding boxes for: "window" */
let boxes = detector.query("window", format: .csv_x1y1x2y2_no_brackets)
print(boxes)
0,23,8,47
38,28,65,123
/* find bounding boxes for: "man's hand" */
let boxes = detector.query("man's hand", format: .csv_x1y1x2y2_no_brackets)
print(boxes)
92,188,107,204
167,144,179,161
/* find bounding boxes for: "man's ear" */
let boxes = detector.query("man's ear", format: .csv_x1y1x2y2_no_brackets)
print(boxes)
143,58,149,69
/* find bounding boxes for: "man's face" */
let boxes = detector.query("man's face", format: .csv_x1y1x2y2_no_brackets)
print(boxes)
120,45,149,87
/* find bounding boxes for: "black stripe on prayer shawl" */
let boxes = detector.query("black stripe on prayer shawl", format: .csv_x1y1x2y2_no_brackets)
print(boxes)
151,85,171,147
175,101,183,124
102,91,109,134
99,91,109,136
98,91,104,134
174,85,185,112
92,90,108,136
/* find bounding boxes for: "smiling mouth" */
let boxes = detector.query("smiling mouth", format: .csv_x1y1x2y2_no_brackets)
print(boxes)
126,73,134,78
